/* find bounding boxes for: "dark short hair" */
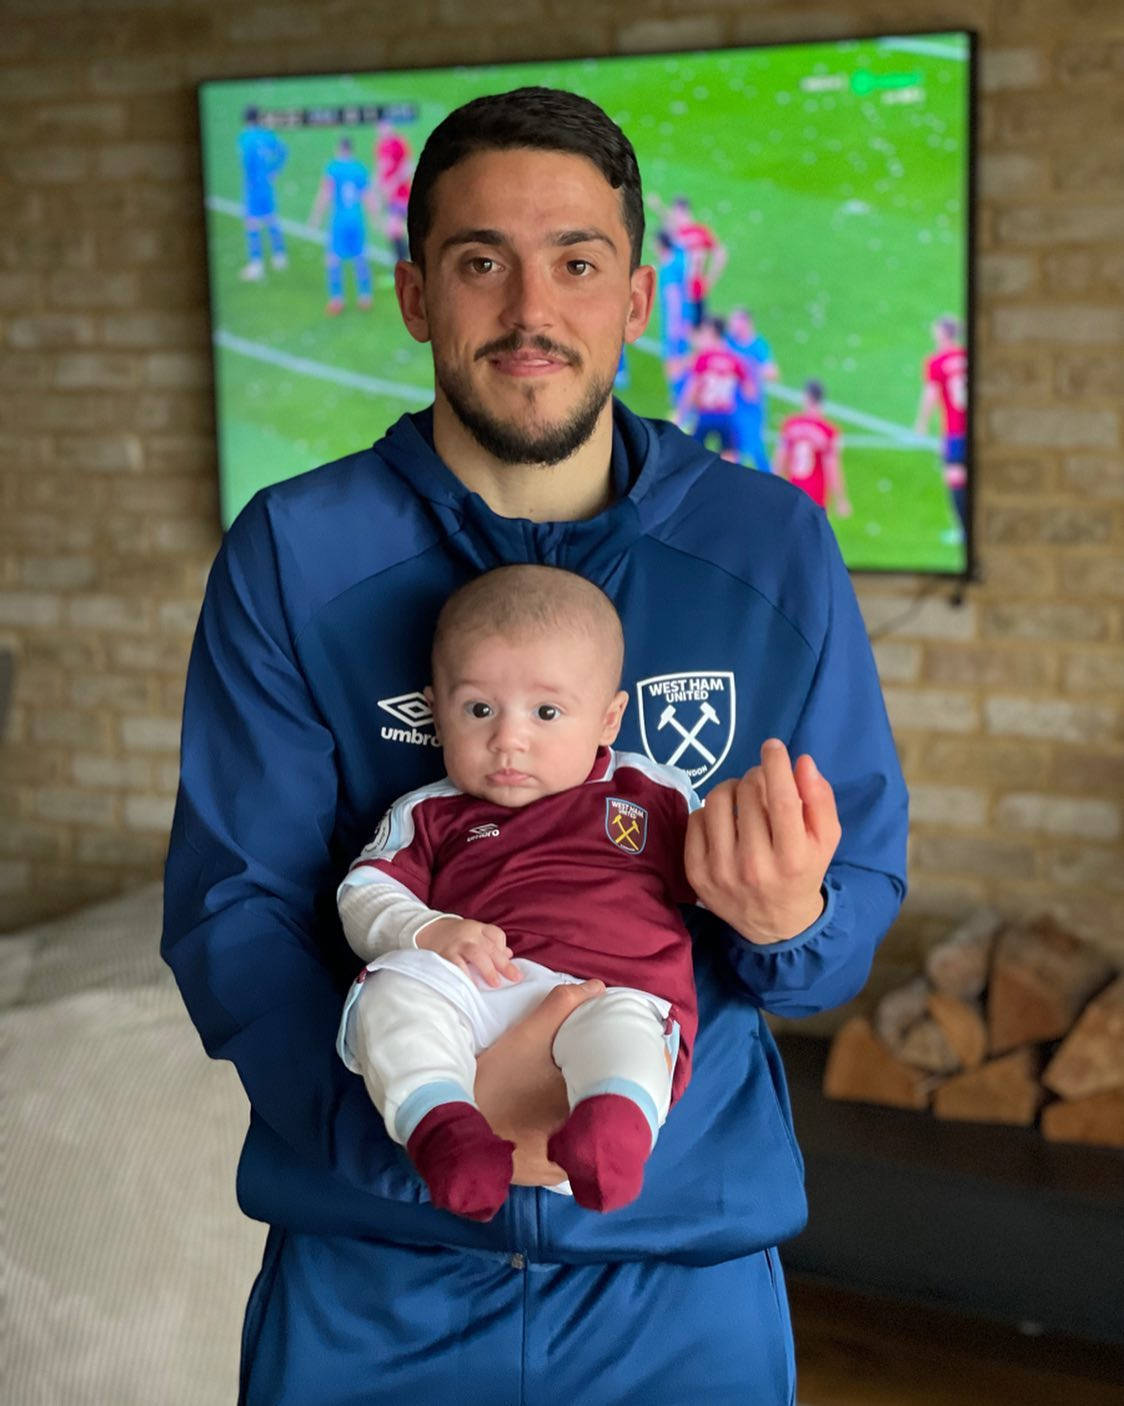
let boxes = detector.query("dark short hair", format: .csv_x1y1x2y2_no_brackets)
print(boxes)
407,87,645,270
805,379,825,403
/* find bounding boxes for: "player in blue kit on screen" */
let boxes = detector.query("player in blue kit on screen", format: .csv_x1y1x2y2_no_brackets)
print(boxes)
726,306,778,473
656,230,690,411
238,106,287,282
309,136,376,316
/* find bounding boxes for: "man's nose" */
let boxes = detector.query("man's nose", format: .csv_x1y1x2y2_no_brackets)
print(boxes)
502,262,553,331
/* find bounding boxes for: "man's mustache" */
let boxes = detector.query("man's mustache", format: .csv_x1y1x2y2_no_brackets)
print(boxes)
474,332,581,366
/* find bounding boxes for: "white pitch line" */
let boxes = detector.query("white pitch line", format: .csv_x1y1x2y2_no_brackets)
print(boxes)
876,36,969,61
209,200,937,449
214,329,432,404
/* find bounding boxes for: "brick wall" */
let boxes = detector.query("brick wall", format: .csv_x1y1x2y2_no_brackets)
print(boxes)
2,0,1121,970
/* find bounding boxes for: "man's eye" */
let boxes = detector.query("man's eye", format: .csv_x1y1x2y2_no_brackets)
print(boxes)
467,257,496,274
536,705,560,721
566,259,593,276
468,702,493,719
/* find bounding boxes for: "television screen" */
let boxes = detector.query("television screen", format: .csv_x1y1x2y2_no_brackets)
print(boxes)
199,30,974,575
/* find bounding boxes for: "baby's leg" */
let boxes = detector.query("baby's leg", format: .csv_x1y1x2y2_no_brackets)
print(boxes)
353,969,514,1221
547,989,674,1212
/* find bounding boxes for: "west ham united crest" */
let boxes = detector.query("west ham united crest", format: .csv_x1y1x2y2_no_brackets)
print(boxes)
605,797,648,854
636,671,735,785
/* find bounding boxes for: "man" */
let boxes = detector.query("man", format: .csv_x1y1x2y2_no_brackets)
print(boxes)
665,194,726,327
678,315,753,462
726,306,778,473
374,116,413,263
915,314,969,541
776,379,852,518
237,106,287,281
308,136,377,315
164,87,907,1405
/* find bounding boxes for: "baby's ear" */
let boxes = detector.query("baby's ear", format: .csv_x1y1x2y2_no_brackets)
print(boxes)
600,690,629,744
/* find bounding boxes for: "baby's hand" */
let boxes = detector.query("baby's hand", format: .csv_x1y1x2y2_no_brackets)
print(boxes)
417,917,523,988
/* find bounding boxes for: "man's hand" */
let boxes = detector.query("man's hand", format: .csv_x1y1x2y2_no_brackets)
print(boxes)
417,917,522,988
685,738,841,944
476,980,606,1186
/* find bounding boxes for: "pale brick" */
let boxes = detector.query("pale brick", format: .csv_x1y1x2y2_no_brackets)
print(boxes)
1060,555,1124,598
155,760,181,794
996,792,1120,840
0,353,50,391
6,313,95,350
978,153,1046,198
27,101,128,140
617,14,726,53
70,675,153,709
67,595,151,632
985,696,1118,745
1029,897,1124,962
908,785,989,828
111,637,191,675
1055,353,1124,400
0,272,44,309
89,55,183,95
997,204,1124,246
144,433,217,475
1062,454,1124,501
96,143,188,182
983,505,1112,546
993,305,1124,346
157,600,202,635
151,519,222,555
973,549,1058,595
882,687,979,734
977,354,1050,397
143,352,211,390
987,407,1118,451
1053,145,1124,194
124,794,175,833
53,436,144,473
49,270,139,310
20,556,96,590
911,832,1036,881
0,819,63,860
54,353,141,392
120,717,181,753
983,601,1111,644
923,643,1056,689
30,709,107,749
1042,845,1124,892
224,7,323,41
72,754,152,790
74,830,169,868
0,592,60,628
871,640,920,685
980,456,1054,494
981,47,1046,91
1063,649,1124,693
1055,40,1124,85
7,146,91,183
853,590,977,642
34,788,118,826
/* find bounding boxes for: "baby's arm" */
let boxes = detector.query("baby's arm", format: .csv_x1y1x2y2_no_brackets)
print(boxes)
338,877,520,987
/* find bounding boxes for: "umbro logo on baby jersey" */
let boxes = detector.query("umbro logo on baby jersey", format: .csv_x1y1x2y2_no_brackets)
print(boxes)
378,690,441,749
466,824,500,844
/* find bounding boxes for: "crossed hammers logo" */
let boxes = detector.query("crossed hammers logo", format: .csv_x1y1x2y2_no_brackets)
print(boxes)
657,700,720,767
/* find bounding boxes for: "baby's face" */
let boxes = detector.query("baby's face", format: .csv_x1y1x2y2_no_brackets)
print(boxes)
427,630,627,808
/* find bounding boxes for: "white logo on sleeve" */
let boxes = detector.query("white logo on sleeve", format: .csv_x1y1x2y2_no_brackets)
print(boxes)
635,671,735,785
378,690,441,749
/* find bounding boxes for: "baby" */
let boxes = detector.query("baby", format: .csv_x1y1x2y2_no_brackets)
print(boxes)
336,565,701,1221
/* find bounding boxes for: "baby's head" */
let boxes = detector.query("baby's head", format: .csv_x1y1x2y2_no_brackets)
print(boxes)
426,565,628,808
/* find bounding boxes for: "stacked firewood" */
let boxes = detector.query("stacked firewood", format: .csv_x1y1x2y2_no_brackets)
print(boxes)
823,910,1124,1149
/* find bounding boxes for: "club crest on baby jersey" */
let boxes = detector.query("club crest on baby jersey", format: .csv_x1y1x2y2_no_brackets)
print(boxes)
605,798,648,854
635,671,735,786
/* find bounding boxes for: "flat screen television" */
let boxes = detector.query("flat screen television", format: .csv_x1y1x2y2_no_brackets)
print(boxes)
199,30,975,576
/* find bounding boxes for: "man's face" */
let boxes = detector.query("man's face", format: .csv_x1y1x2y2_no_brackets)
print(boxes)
396,147,653,466
427,629,628,808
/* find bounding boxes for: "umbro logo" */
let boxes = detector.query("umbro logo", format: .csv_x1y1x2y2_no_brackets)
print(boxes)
378,690,441,749
466,823,500,844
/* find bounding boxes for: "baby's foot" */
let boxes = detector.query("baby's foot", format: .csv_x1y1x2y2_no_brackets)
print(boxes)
546,1094,652,1212
406,1104,515,1222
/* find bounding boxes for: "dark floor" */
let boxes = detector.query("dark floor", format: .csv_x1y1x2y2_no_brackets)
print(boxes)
788,1278,1124,1406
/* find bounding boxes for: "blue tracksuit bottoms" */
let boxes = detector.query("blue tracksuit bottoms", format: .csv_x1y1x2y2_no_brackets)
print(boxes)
239,1229,797,1405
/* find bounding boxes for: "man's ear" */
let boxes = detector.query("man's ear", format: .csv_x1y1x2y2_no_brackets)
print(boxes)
623,264,656,345
600,690,629,745
424,684,440,741
395,260,431,344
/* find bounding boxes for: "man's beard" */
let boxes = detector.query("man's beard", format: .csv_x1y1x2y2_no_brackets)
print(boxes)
434,332,618,467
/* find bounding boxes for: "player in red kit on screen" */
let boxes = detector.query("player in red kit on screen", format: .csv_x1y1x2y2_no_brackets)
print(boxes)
680,317,753,462
776,380,851,517
667,195,726,328
915,314,968,540
374,117,413,263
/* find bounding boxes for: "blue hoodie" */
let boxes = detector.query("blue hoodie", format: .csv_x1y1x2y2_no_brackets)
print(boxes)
162,402,907,1266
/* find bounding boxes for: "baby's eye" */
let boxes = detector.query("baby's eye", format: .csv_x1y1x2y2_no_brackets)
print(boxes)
536,705,560,721
468,702,493,719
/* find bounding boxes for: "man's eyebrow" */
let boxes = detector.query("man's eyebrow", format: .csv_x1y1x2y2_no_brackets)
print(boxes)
437,227,619,255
